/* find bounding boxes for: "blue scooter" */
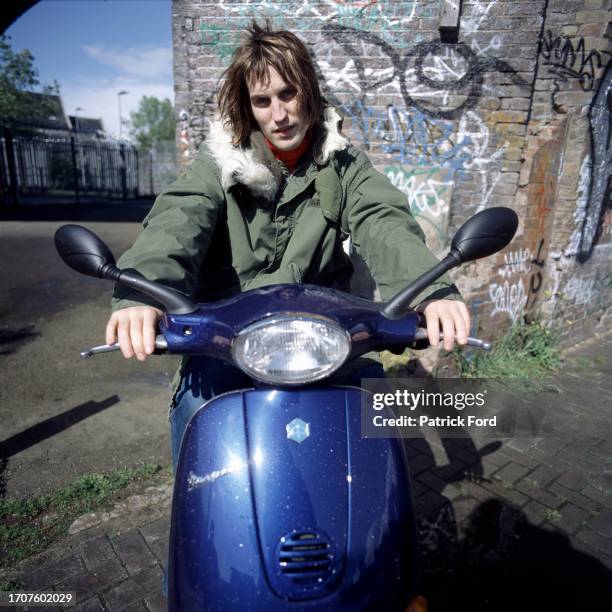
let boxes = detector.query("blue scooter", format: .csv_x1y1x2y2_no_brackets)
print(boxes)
55,207,517,611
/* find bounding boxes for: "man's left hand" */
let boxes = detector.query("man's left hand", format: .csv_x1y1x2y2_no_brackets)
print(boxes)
417,299,471,351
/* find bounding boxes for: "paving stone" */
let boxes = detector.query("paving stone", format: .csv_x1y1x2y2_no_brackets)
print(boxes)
415,491,448,518
589,508,612,538
460,480,495,503
139,517,170,566
533,437,572,456
417,470,450,494
410,478,427,498
102,566,163,611
575,527,612,556
143,587,167,612
496,446,541,470
506,437,539,453
21,554,86,590
521,499,547,526
408,453,436,475
555,504,590,535
56,556,128,599
527,464,562,488
582,484,611,506
72,595,105,611
492,461,531,485
480,479,529,508
118,600,148,611
556,469,590,492
478,446,508,467
549,481,602,513
112,529,157,576
599,553,612,572
81,534,117,571
516,480,564,509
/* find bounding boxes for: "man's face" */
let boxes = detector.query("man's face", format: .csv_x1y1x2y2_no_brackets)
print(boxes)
248,65,308,151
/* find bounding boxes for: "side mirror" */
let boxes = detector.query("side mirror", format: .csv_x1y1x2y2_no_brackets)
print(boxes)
381,206,519,319
55,224,119,279
450,207,518,263
54,224,198,315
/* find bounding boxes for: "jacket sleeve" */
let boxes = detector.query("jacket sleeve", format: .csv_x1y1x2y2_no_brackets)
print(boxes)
112,148,226,311
342,147,462,306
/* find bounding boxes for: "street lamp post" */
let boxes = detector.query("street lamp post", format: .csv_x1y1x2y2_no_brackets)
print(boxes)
117,90,129,140
75,106,86,187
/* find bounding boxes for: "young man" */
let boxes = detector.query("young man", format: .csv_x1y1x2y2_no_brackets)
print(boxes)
107,23,470,463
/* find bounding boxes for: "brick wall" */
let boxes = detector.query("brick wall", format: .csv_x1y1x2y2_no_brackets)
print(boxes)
172,0,611,347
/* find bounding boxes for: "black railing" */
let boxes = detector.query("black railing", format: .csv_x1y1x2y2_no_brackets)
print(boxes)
0,129,177,205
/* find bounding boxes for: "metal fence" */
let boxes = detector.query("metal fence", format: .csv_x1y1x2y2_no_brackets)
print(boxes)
0,128,178,204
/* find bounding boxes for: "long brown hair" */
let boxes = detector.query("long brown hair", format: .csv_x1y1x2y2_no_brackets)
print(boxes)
217,21,324,146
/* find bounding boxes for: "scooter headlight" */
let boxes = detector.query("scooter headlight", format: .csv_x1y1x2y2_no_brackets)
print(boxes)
232,315,351,385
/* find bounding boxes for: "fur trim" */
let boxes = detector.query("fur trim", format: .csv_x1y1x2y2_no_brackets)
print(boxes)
205,109,349,201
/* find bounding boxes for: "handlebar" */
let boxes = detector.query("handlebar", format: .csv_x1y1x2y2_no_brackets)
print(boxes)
79,330,491,359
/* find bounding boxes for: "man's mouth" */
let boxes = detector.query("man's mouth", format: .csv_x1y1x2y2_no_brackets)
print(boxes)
275,125,295,135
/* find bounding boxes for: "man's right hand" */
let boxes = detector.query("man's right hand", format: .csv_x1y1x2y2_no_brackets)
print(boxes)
106,306,163,361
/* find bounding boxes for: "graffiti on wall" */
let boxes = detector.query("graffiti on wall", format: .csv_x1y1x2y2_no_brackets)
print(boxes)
316,25,529,120
578,61,612,262
541,30,609,103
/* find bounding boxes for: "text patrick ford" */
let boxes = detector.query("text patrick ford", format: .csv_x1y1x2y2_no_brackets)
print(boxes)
372,414,497,427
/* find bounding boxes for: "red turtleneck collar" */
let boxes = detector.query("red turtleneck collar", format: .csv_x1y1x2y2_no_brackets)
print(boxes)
264,131,312,172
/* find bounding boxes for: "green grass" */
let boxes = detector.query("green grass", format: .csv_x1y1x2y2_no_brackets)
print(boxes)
0,464,163,567
451,321,561,379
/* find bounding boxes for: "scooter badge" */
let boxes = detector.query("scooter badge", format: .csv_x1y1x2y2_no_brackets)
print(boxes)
286,418,310,443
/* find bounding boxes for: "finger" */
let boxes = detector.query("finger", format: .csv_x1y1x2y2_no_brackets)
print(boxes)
143,309,159,355
105,314,118,345
459,303,471,338
116,314,134,359
452,304,469,345
440,313,456,351
426,307,440,347
130,314,146,361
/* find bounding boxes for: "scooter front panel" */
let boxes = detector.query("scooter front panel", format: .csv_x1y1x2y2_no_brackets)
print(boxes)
244,388,350,601
168,392,268,611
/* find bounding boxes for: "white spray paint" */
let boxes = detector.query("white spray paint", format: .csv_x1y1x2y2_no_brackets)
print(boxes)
489,279,528,323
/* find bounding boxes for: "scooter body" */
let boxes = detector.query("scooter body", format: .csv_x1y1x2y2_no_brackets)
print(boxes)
168,386,419,611
158,284,423,610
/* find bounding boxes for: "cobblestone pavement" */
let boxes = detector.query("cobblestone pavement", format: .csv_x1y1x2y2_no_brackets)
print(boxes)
1,331,610,611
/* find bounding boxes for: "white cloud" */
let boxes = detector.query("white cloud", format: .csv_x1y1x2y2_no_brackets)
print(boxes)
61,77,175,139
82,45,172,80
60,44,175,139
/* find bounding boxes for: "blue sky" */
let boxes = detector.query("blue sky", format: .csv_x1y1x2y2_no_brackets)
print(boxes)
6,0,173,138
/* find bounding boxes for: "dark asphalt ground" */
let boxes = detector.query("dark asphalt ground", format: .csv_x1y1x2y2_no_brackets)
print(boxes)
0,200,178,498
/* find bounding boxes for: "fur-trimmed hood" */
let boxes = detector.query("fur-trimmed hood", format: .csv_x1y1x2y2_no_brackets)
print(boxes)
205,107,349,201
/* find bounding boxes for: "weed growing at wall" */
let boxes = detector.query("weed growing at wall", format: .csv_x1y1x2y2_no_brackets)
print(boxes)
452,321,561,379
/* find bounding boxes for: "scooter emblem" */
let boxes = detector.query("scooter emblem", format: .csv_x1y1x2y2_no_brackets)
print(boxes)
286,418,310,443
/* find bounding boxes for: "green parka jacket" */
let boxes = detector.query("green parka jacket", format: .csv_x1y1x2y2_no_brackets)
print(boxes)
113,108,459,312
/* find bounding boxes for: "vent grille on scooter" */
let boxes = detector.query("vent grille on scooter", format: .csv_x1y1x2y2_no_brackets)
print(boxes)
277,531,335,586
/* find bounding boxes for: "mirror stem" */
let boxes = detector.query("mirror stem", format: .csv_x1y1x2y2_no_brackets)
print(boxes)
381,251,462,320
116,269,198,315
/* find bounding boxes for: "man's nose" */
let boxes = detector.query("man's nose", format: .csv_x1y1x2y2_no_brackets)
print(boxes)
271,99,288,123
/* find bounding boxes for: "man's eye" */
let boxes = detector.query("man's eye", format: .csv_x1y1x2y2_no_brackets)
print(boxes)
280,88,297,101
252,97,270,107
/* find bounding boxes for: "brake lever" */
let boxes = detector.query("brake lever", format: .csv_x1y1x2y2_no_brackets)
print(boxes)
413,328,492,351
80,335,168,358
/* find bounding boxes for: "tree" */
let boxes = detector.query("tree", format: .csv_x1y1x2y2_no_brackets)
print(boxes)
129,96,175,151
0,35,59,127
